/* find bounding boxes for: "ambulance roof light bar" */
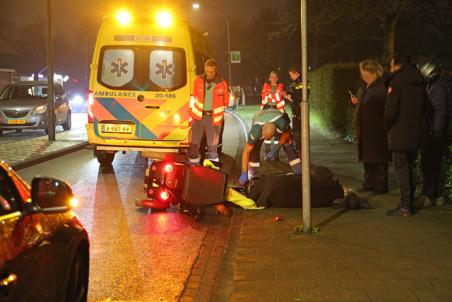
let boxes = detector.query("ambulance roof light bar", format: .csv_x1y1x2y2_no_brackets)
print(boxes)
116,10,132,26
113,9,174,28
155,10,173,28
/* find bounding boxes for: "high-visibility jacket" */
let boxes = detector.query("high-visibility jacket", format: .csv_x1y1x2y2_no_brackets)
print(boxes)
287,77,311,117
191,74,229,126
261,82,285,112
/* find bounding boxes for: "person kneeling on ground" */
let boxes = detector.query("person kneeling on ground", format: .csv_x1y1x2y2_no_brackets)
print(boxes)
239,109,301,185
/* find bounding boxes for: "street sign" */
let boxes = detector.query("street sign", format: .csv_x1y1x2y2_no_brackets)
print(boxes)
230,51,241,64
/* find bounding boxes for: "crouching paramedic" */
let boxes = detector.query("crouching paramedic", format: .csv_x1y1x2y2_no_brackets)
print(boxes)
239,109,301,184
188,59,229,164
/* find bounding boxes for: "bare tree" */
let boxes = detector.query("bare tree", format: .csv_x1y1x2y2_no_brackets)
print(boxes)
418,0,452,51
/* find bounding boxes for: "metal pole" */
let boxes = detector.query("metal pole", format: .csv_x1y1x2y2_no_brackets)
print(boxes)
225,17,232,85
301,0,311,232
46,0,56,141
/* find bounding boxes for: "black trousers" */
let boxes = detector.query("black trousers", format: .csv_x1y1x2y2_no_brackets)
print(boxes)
292,115,301,154
421,136,447,198
393,151,418,209
363,163,388,193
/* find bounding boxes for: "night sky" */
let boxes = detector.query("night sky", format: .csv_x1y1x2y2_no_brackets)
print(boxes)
11,0,286,80
15,0,285,37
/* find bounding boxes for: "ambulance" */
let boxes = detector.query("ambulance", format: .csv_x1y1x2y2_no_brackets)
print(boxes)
87,10,213,165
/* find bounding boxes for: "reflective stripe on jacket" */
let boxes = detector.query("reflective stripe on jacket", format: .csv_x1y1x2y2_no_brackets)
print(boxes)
191,74,229,126
261,82,285,112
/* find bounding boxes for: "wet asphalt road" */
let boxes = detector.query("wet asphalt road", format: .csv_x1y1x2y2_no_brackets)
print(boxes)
17,111,246,302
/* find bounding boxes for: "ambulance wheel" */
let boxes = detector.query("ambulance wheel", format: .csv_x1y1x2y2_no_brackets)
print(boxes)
95,150,115,166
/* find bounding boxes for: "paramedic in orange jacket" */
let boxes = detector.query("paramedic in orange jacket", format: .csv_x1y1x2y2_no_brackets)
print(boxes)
260,71,285,112
261,71,286,160
188,59,230,165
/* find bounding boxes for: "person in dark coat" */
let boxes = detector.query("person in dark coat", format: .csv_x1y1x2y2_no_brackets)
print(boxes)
283,66,310,155
351,60,391,194
418,61,452,207
384,54,425,217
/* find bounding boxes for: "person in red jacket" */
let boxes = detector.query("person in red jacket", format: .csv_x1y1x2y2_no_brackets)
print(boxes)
261,71,285,112
261,71,285,160
188,59,230,165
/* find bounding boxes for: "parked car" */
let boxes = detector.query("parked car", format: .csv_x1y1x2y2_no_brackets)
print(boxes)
0,160,89,302
0,81,72,136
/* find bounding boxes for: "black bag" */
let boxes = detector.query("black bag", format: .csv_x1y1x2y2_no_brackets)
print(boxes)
248,166,344,208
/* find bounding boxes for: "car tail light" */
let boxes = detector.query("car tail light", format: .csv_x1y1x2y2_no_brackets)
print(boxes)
88,91,94,123
159,190,170,201
164,163,174,173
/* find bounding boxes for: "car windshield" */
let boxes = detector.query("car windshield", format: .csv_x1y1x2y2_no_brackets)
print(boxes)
0,85,48,100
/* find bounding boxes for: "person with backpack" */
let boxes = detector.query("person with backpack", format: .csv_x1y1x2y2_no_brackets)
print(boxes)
418,61,452,207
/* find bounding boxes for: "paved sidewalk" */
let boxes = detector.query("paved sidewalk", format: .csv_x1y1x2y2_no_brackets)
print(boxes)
212,112,452,302
0,114,88,169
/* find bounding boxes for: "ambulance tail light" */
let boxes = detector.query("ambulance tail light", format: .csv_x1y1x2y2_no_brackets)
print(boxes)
88,91,94,123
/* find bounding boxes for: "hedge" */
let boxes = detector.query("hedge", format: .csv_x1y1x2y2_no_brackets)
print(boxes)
309,63,452,201
309,63,360,137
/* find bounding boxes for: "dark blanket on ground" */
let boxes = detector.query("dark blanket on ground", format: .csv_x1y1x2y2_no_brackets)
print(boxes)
248,166,344,208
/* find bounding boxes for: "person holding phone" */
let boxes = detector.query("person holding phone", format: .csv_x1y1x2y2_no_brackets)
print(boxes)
352,59,391,194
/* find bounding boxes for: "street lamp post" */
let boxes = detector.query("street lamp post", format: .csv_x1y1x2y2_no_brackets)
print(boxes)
225,17,232,85
300,0,311,232
46,0,56,141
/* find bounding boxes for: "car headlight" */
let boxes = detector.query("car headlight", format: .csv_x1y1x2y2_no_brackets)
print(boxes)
34,105,47,114
70,95,83,104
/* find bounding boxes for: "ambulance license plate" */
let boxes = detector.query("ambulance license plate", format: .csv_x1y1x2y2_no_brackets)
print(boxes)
7,120,26,124
101,124,132,134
